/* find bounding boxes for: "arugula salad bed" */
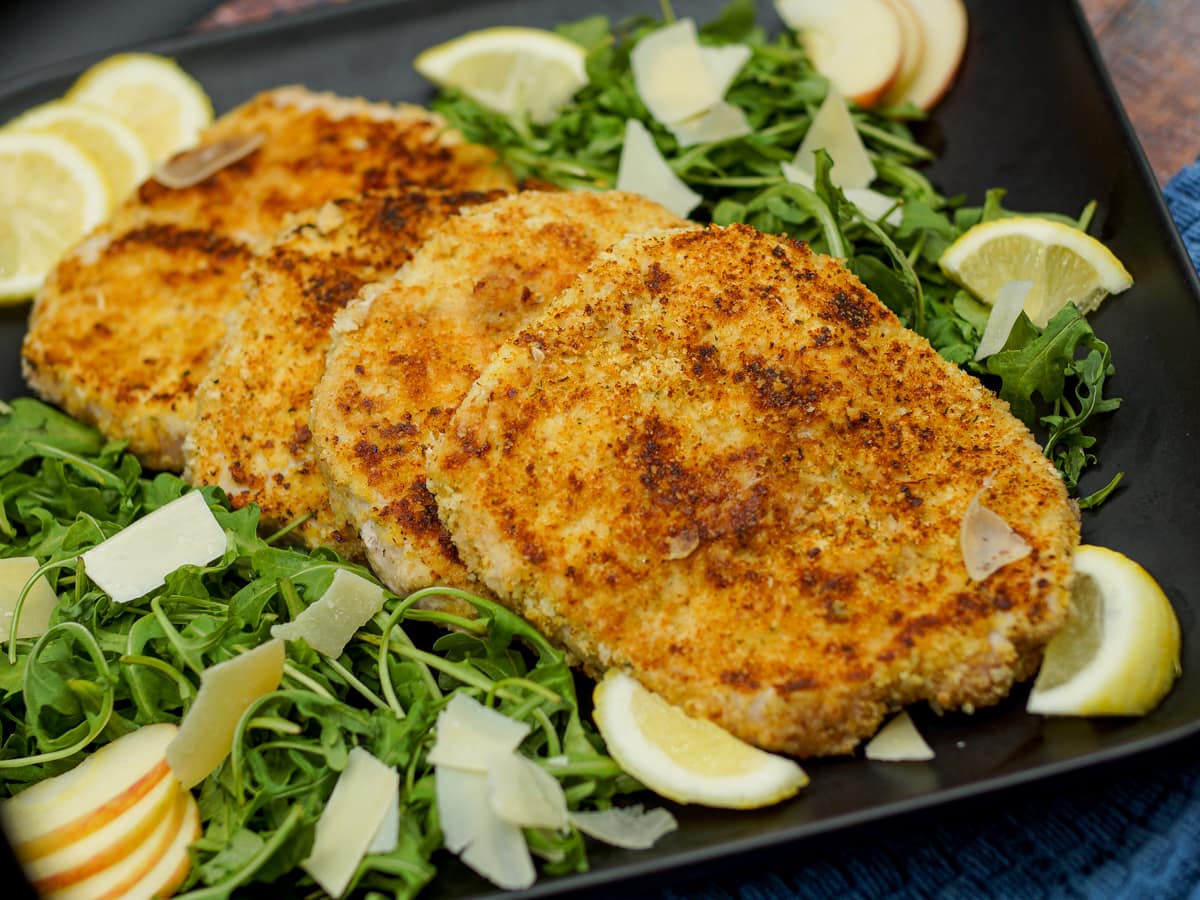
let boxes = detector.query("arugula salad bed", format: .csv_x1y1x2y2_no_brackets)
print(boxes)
0,1,1127,897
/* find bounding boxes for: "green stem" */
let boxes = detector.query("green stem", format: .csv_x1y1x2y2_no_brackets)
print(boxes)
173,805,306,900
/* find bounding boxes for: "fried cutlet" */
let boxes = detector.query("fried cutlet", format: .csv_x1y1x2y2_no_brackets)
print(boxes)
311,191,687,595
425,224,1080,757
22,87,515,471
183,190,506,555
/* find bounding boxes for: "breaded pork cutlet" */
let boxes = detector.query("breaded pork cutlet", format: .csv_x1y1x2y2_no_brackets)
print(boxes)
311,191,686,596
425,224,1080,758
22,87,515,471
184,190,506,555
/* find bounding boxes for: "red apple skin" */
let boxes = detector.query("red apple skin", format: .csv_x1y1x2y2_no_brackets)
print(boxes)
14,760,173,861
20,773,181,888
34,791,186,899
902,0,969,110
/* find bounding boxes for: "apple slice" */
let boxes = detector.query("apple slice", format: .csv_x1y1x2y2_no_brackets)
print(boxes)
880,0,925,106
22,769,180,886
106,791,201,900
774,0,904,107
891,0,968,110
38,788,187,900
2,723,178,856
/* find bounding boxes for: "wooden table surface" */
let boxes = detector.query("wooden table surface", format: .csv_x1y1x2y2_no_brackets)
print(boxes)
197,0,1200,186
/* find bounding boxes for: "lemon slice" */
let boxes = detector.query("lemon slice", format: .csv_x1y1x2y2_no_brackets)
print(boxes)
66,53,213,162
938,216,1132,327
0,132,109,302
592,671,808,808
415,27,587,124
5,100,152,206
1027,544,1181,717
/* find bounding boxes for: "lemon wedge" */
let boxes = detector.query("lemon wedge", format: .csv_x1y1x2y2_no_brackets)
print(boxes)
938,216,1132,327
0,132,109,302
592,671,808,809
5,100,151,206
66,53,213,162
1027,544,1181,717
415,26,587,124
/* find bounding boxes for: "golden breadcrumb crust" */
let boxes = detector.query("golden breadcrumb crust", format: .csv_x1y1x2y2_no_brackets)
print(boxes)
427,224,1079,757
184,190,507,554
312,191,686,595
22,86,515,470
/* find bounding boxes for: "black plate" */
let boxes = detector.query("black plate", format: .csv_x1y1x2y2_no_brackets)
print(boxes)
3,1,1200,897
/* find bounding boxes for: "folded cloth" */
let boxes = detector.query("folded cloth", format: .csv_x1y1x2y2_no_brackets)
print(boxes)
637,173,1200,900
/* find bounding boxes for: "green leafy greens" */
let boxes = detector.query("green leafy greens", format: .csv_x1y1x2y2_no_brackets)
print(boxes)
0,398,633,898
430,0,1123,502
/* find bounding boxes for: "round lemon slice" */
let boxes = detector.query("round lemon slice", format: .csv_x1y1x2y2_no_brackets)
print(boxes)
0,132,109,302
66,53,213,162
938,216,1132,328
5,100,152,206
1027,544,1181,717
592,671,808,809
415,26,588,124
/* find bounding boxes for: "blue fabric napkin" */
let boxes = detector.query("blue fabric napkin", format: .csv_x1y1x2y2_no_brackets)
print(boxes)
635,168,1200,900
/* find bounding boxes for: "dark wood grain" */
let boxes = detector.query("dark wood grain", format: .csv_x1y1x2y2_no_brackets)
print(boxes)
198,0,1200,185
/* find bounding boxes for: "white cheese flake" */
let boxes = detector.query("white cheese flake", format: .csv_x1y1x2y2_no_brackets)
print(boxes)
436,765,535,890
0,556,57,641
367,791,400,855
793,88,876,189
303,747,399,898
974,280,1033,361
80,490,226,604
698,44,752,100
630,19,722,124
864,711,935,761
960,490,1032,581
166,639,284,789
270,568,385,658
669,101,752,147
427,693,530,772
569,805,679,849
487,752,568,830
616,119,702,218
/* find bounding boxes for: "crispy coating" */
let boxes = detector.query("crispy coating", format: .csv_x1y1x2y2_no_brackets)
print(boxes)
426,225,1080,758
184,190,506,554
311,191,686,596
22,87,515,470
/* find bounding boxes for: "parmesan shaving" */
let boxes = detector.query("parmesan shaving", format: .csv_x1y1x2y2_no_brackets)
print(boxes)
960,491,1032,581
367,791,400,855
974,280,1033,360
793,88,876,189
153,132,265,189
669,101,751,147
435,765,536,890
630,19,722,124
864,711,935,761
80,490,226,604
698,44,752,99
166,639,284,788
270,568,385,658
568,805,679,849
426,693,530,772
0,556,57,641
487,752,568,830
303,747,399,898
616,119,702,218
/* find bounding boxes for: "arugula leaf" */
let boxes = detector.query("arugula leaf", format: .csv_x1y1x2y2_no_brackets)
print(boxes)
0,400,632,896
429,0,1122,496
